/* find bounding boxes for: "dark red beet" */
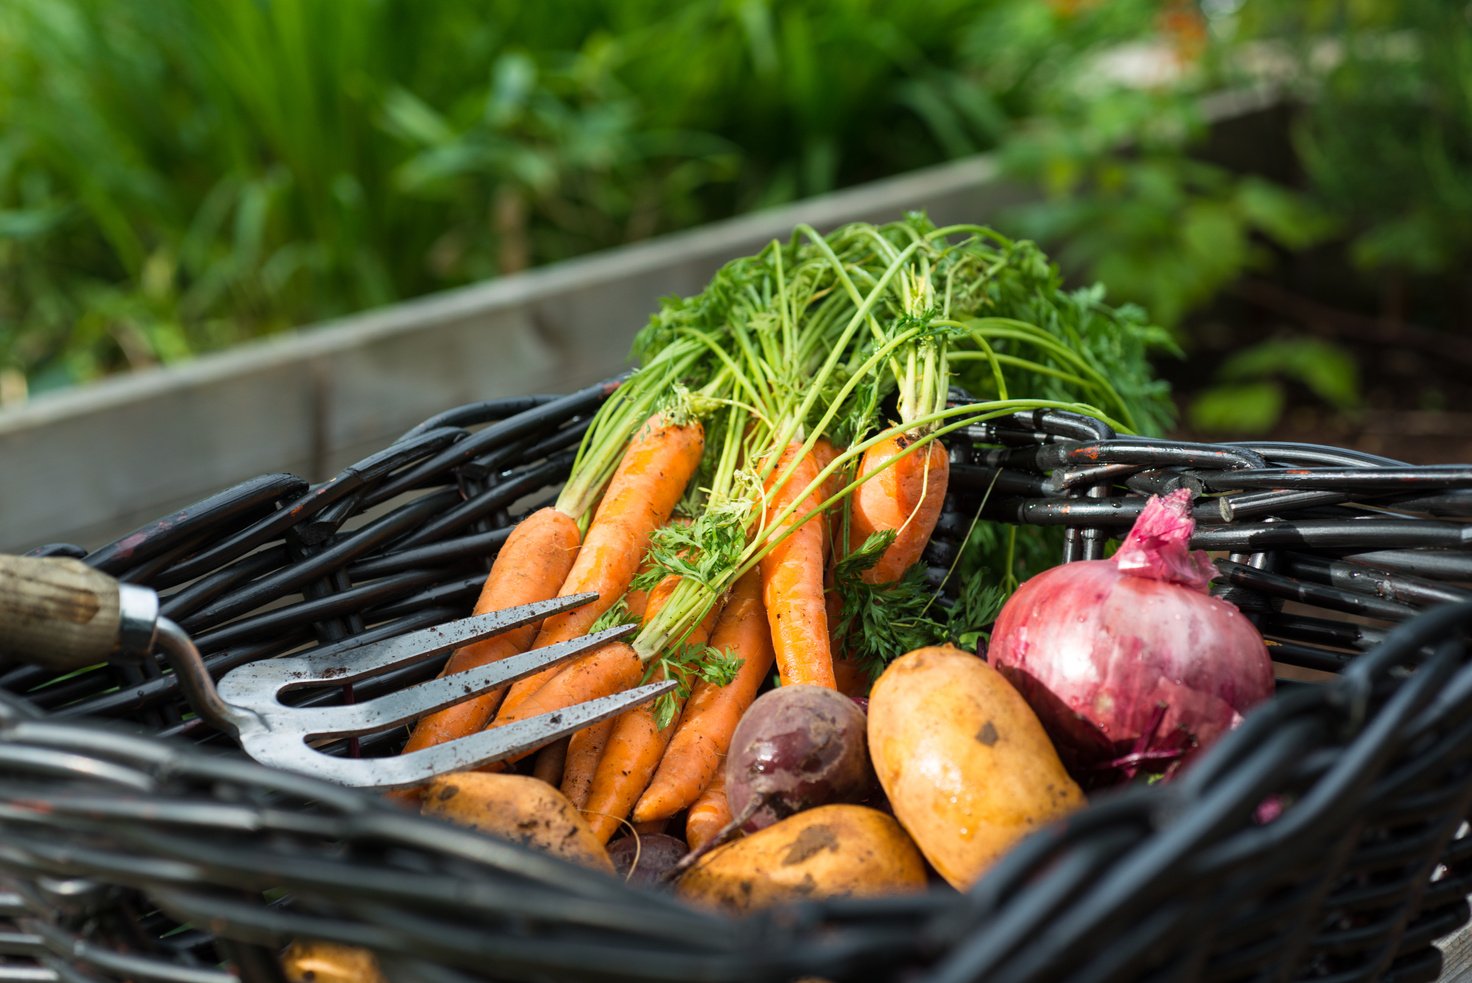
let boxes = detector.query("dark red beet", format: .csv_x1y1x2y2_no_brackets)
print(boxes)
725,684,874,831
606,833,687,886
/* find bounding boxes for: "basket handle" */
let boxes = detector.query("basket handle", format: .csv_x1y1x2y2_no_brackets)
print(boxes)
0,555,159,671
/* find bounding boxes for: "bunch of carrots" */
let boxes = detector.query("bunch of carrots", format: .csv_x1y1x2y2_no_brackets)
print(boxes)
391,216,1161,846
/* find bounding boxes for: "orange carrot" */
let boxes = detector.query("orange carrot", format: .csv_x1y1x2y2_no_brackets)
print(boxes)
494,414,704,721
486,640,645,738
550,543,668,800
580,672,682,845
811,437,846,564
580,601,722,844
621,516,687,623
685,768,732,852
620,566,658,623
831,652,873,698
560,717,614,809
811,437,845,508
400,507,579,755
531,737,568,786
759,442,835,688
848,435,949,585
633,571,773,822
631,818,668,836
824,578,873,699
641,574,681,624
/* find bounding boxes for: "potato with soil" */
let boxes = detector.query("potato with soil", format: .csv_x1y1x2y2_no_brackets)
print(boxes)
868,645,1084,889
676,804,926,912
422,772,614,873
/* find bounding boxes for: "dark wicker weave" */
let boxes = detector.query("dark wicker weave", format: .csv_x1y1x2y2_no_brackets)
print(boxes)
2,384,1471,983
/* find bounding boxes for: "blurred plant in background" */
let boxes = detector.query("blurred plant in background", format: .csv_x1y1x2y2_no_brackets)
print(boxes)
997,0,1472,436
995,3,1343,433
2,0,1468,443
999,83,1334,332
1284,0,1472,318
0,0,1150,397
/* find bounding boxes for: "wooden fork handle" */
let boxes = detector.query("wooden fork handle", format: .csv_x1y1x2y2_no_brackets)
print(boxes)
0,555,157,671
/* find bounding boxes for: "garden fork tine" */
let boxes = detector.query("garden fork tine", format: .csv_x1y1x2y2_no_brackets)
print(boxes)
0,556,672,791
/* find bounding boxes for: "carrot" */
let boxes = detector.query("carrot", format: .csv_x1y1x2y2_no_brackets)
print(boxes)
824,576,873,699
619,516,685,623
399,507,579,755
848,435,949,585
620,566,658,622
811,436,846,564
499,563,678,730
531,737,568,786
493,413,704,722
631,819,668,836
550,543,667,802
633,571,773,822
685,768,732,852
560,717,614,809
811,437,845,509
580,600,722,844
580,671,683,845
485,640,645,739
759,442,835,688
831,651,873,698
640,571,681,623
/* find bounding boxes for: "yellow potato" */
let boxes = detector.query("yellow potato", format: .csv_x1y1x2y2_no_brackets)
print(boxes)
280,941,387,983
868,645,1084,889
421,772,614,874
676,804,927,912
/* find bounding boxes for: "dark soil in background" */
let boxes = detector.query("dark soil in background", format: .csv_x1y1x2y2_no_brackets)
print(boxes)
1154,103,1472,465
1158,272,1472,465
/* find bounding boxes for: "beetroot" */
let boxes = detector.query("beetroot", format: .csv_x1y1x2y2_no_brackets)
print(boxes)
725,684,873,831
988,489,1273,784
607,833,688,886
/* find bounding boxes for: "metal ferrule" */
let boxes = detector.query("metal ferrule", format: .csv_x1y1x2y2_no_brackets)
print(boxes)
115,582,160,660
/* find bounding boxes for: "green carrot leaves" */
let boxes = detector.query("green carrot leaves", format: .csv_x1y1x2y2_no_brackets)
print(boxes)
646,644,745,729
584,216,1171,673
830,532,949,681
589,598,640,634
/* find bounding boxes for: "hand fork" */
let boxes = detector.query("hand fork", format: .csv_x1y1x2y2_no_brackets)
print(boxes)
0,555,670,790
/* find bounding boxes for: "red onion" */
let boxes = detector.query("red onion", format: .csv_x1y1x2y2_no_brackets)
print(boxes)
989,489,1273,784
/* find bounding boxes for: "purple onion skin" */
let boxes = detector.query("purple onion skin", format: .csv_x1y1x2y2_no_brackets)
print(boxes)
725,684,874,831
989,559,1273,786
607,833,688,886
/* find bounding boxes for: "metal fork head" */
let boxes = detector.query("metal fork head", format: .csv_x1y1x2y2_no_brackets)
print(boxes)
155,594,674,790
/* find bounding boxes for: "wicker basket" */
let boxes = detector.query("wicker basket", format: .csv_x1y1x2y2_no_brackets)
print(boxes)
2,382,1470,983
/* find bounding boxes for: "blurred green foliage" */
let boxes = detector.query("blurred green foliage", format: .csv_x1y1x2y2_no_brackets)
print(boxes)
1002,0,1472,323
996,0,1472,435
1001,85,1337,331
1244,0,1472,279
0,0,1153,394
1186,336,1360,433
4,0,1464,435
